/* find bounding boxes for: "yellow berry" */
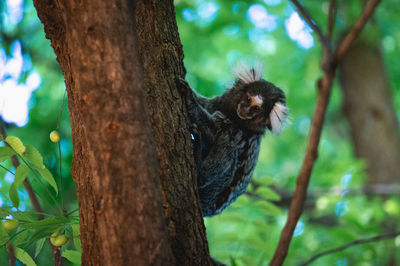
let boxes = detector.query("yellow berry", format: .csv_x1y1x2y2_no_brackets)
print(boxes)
2,219,18,230
52,235,68,246
49,130,60,143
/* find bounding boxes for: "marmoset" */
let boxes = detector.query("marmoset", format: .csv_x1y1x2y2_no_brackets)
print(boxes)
177,62,288,217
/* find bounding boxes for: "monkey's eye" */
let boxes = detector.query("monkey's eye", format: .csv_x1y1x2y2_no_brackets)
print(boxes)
251,106,260,112
247,96,251,104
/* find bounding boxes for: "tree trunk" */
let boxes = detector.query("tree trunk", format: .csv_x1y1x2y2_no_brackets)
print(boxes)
32,0,210,265
338,40,400,184
135,1,211,264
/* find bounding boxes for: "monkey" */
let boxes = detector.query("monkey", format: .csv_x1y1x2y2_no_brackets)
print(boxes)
176,61,288,217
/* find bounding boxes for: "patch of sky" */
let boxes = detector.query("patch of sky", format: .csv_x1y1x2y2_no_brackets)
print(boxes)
285,12,314,49
0,195,3,207
6,41,23,79
22,54,33,72
340,189,349,197
60,139,73,157
0,49,6,80
182,1,219,27
341,173,352,189
246,4,277,31
4,171,14,183
293,220,305,237
336,259,348,266
2,0,24,32
18,191,28,211
223,24,240,36
197,2,218,20
248,27,267,43
335,200,349,217
232,2,246,15
294,115,310,136
0,41,41,127
182,9,197,22
264,0,281,6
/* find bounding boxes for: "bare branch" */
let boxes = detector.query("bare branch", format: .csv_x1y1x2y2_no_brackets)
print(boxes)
270,1,382,265
7,242,16,266
270,72,335,266
301,232,400,266
327,0,337,38
290,0,329,47
333,0,382,65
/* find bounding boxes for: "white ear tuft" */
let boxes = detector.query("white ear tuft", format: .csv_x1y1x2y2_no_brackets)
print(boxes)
231,60,264,84
269,102,288,135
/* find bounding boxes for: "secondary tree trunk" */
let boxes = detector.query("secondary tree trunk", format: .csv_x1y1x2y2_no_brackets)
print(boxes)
135,1,211,264
32,0,211,265
338,40,400,184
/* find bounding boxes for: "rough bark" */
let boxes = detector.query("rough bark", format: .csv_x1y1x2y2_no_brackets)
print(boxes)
135,1,211,265
338,41,400,184
32,0,184,265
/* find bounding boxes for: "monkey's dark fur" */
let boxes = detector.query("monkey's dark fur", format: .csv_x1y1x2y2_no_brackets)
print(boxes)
177,63,288,217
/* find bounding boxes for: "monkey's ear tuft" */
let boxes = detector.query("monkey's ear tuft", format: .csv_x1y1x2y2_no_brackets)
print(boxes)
231,60,264,84
269,102,289,135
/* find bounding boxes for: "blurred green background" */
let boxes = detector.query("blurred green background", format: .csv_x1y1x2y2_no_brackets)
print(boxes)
0,0,399,265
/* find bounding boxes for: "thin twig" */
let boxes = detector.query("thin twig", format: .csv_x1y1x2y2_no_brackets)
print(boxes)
333,0,382,65
327,0,337,39
7,242,16,266
290,0,329,47
301,232,400,266
269,0,382,265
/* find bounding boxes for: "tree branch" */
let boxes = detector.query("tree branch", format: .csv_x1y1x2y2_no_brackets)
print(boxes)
7,242,16,266
333,0,382,65
301,231,400,266
270,1,382,265
290,0,328,47
327,0,337,39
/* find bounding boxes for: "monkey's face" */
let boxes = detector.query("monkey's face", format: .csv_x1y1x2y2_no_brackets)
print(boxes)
236,80,288,135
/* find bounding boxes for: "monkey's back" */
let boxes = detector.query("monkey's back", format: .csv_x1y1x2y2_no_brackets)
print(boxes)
196,112,262,217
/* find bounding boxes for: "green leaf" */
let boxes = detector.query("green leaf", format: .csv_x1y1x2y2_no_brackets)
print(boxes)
34,238,46,258
9,183,20,208
20,216,70,230
12,230,32,247
254,201,283,216
0,222,10,245
10,211,35,223
62,249,82,264
0,146,15,162
14,247,37,266
256,176,277,186
0,206,12,218
36,167,58,194
27,228,57,244
14,164,29,188
255,187,281,201
72,224,81,251
24,145,44,169
5,136,26,155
